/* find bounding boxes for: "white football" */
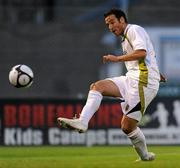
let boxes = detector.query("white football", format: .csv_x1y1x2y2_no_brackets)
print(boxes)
9,64,34,88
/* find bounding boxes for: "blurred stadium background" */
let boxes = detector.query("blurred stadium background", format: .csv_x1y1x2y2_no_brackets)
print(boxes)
0,0,180,151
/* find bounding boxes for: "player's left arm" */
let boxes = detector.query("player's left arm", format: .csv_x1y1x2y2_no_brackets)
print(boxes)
160,73,167,83
103,49,146,63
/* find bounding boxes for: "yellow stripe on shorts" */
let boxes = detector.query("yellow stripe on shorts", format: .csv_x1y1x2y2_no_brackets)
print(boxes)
138,58,148,114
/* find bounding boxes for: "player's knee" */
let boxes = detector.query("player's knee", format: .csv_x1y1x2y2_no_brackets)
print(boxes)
121,115,138,134
90,81,101,91
121,122,133,134
121,125,131,134
90,83,96,90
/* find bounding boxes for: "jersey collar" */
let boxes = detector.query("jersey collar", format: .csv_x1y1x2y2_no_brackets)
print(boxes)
121,24,131,42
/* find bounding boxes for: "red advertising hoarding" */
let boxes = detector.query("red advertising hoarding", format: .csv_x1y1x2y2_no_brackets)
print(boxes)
0,97,180,146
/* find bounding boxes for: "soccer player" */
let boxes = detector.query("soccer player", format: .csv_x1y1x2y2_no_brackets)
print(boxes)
58,8,163,161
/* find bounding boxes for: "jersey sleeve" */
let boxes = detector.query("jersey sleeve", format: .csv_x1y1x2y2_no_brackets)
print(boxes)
127,25,147,51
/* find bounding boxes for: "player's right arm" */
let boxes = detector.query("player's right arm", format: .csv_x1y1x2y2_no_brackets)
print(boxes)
103,49,146,63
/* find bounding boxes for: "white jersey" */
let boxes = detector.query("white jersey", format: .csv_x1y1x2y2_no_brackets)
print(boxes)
121,24,160,90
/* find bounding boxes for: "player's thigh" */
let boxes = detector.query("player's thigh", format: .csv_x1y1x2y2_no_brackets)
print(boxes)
91,79,122,97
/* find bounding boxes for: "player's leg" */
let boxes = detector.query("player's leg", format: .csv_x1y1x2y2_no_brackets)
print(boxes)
121,115,155,161
57,79,121,132
119,76,158,161
79,79,121,125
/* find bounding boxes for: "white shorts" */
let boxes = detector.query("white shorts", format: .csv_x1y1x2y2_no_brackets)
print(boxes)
107,76,159,122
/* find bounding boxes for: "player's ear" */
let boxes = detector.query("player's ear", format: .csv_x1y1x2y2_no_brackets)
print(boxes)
119,16,125,23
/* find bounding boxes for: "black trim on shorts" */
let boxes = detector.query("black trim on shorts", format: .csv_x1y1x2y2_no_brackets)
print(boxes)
126,102,141,115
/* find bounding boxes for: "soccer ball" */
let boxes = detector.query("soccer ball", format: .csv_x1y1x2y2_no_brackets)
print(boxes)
9,64,34,88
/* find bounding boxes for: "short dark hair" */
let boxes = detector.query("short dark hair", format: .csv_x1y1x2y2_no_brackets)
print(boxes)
104,8,128,23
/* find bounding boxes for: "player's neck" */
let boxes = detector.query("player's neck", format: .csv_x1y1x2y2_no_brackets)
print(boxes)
124,23,128,32
121,23,128,36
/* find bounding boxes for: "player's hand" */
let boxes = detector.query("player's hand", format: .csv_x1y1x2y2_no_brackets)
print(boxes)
103,55,119,63
160,73,167,83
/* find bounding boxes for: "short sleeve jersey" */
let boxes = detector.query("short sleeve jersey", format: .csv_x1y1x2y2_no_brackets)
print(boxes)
121,24,160,89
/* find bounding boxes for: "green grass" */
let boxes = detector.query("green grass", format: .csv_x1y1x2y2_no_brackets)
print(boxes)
0,146,180,168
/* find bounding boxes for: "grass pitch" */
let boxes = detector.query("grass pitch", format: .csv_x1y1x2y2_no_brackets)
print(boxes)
0,146,180,168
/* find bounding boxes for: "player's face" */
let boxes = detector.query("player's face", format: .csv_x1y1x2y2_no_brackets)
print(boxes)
105,14,126,36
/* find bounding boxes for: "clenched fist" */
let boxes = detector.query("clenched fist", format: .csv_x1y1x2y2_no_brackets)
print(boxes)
103,55,119,63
